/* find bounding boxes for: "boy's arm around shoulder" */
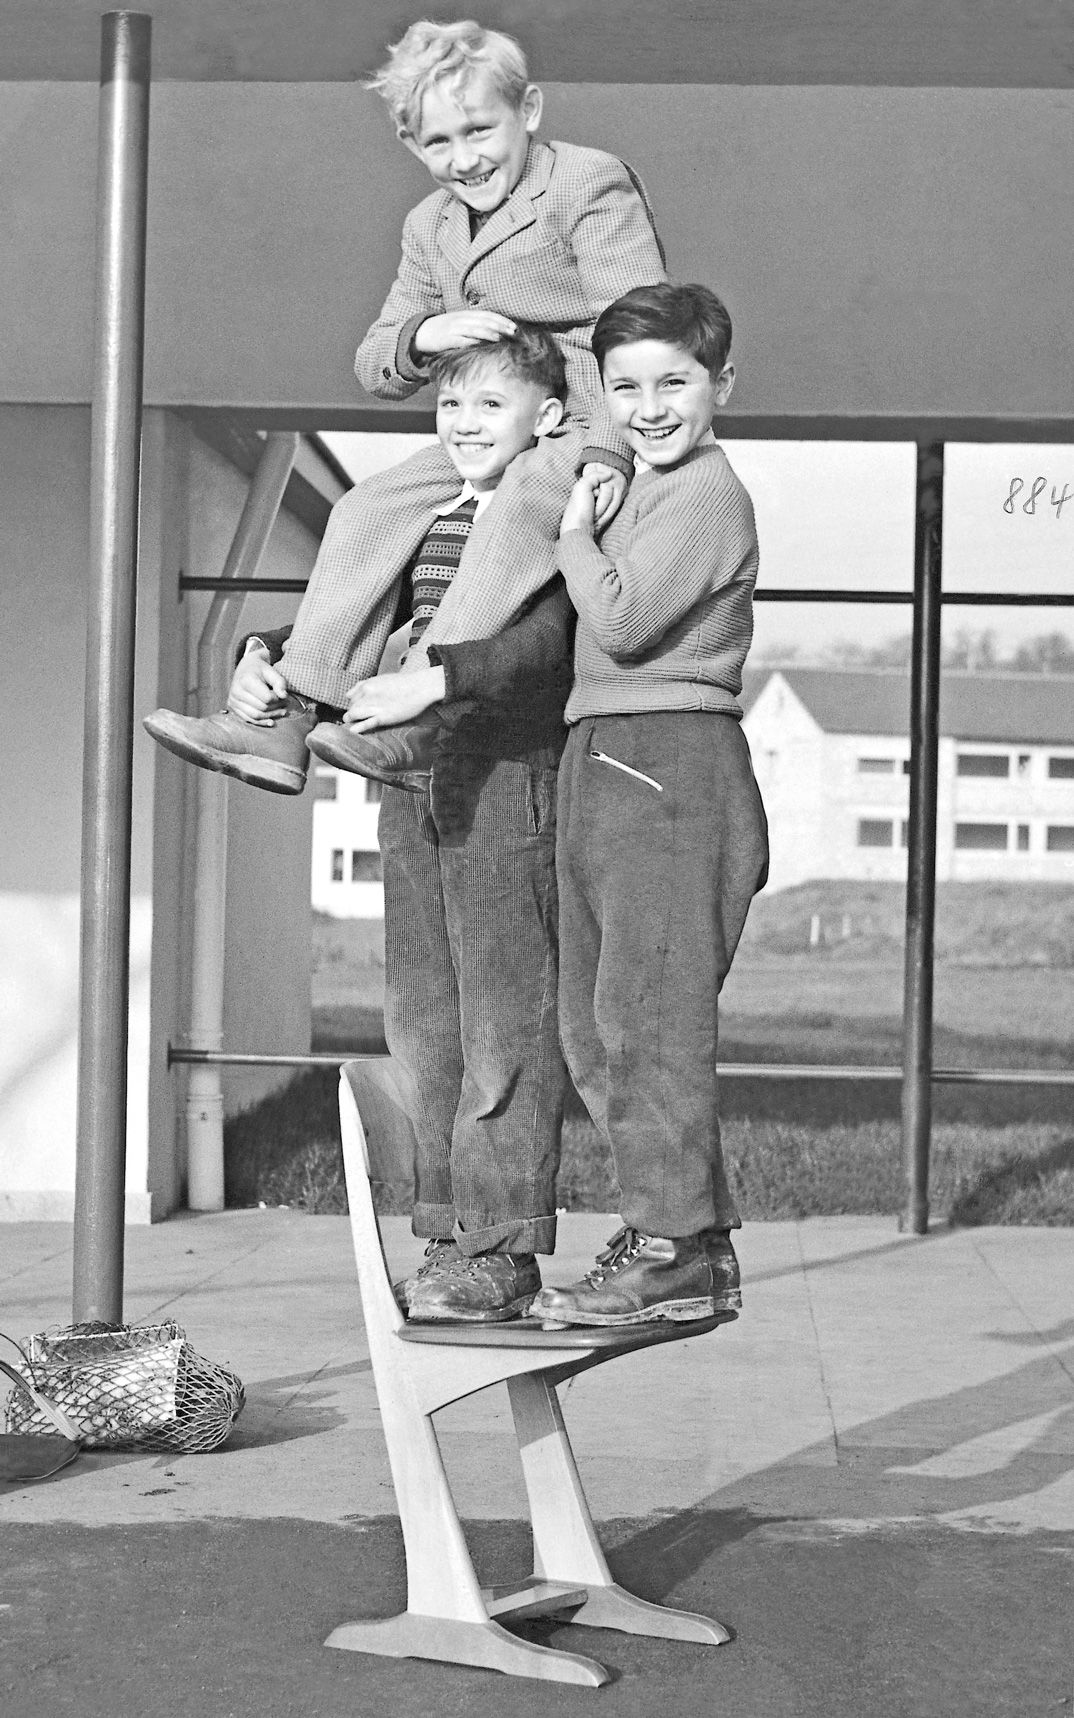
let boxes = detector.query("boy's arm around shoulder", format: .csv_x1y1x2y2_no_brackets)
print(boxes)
429,578,575,708
559,456,757,660
354,202,446,400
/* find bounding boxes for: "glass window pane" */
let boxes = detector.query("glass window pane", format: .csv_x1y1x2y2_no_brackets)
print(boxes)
1046,825,1074,852
1050,756,1074,780
858,819,894,847
957,753,1009,778
351,850,383,882
954,823,1008,851
858,757,897,774
330,848,344,882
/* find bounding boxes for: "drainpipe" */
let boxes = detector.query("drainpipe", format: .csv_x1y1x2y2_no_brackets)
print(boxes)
184,433,300,1210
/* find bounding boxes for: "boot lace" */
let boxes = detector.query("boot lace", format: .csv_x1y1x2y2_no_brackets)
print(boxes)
583,1227,650,1286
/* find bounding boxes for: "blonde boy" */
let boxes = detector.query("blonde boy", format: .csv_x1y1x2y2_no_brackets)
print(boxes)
145,18,666,795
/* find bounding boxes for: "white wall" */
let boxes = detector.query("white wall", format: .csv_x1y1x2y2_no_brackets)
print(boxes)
310,767,384,919
0,406,320,1220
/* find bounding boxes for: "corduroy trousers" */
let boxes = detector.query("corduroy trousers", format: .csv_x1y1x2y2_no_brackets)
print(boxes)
379,757,566,1256
556,710,769,1239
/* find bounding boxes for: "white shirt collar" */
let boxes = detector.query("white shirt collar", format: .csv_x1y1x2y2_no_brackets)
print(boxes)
435,480,495,519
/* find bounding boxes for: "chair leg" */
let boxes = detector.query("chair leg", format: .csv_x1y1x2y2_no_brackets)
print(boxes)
508,1372,731,1647
326,1397,611,1685
326,1613,611,1686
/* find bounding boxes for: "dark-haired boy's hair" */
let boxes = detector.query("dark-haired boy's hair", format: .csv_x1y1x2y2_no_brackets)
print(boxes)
428,324,568,404
592,283,733,379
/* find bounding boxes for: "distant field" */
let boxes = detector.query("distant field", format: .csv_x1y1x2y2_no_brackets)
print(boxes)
312,882,1074,1068
231,888,1073,1223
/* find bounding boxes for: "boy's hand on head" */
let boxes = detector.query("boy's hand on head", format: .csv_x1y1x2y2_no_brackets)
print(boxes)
343,667,446,732
412,311,517,355
560,471,603,539
227,646,289,726
581,462,628,531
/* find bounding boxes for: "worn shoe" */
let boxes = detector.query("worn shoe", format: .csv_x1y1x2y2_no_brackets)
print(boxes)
393,1238,460,1314
406,1250,541,1324
701,1228,742,1314
143,698,316,794
532,1228,722,1328
305,709,441,792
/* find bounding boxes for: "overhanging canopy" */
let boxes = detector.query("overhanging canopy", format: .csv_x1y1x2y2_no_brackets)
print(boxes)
3,0,1073,85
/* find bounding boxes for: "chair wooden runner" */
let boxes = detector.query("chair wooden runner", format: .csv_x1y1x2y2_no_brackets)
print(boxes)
327,1058,735,1687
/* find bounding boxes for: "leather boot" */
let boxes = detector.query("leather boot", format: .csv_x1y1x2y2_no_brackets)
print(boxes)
393,1238,460,1314
143,696,316,794
532,1228,719,1328
306,708,442,792
406,1250,541,1324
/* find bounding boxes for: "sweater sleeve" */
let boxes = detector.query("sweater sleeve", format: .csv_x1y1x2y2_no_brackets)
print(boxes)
430,578,575,707
558,458,755,661
234,624,292,666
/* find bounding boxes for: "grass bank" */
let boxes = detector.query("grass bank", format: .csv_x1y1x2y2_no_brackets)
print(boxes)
226,886,1073,1223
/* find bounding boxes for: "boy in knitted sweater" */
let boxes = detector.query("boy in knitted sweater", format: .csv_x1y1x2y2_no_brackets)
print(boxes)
533,284,770,1329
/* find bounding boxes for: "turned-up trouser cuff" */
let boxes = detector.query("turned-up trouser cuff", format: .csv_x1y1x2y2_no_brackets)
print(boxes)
556,711,769,1239
380,758,565,1256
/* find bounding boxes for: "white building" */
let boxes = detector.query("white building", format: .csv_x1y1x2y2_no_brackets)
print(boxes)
311,766,385,918
743,667,1074,892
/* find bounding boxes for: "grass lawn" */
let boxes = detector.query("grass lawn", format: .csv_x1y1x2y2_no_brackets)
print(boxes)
224,884,1074,1223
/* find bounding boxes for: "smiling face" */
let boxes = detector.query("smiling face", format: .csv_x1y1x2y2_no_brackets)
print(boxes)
402,70,542,214
602,339,735,469
435,360,563,490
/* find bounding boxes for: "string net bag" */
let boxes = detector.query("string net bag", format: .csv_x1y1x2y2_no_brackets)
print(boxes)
2,1321,245,1452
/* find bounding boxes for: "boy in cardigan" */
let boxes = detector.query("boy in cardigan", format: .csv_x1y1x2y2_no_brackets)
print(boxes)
532,283,770,1329
144,17,665,794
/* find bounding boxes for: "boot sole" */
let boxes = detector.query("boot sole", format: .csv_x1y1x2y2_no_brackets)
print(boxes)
144,718,305,795
306,731,429,793
536,1294,719,1330
405,1292,537,1325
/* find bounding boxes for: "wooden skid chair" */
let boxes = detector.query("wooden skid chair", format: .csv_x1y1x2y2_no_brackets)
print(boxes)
327,1057,735,1687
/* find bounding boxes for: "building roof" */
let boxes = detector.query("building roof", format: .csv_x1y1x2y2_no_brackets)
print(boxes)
743,666,1074,745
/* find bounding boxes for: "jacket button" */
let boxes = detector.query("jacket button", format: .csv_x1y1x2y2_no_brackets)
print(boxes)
382,366,392,379
465,289,482,306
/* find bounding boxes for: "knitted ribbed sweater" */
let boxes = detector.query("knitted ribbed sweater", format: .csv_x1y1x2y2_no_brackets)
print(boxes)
557,443,758,723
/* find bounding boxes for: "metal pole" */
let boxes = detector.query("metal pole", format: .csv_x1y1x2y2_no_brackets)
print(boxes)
73,12,151,1322
901,442,944,1235
185,434,299,1210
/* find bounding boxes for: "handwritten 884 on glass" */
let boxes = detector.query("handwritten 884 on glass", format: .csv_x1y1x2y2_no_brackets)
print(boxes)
1004,476,1072,518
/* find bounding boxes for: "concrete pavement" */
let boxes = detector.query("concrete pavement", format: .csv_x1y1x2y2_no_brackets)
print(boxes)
2,1211,1072,1715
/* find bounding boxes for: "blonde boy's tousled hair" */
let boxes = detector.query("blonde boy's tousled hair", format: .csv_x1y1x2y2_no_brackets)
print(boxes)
365,19,531,135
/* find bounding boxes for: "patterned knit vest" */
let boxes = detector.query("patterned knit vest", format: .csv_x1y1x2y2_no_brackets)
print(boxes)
407,495,480,649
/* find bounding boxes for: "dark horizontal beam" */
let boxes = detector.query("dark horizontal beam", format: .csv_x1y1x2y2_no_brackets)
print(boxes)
207,406,1074,444
5,1,1073,87
169,1046,1074,1087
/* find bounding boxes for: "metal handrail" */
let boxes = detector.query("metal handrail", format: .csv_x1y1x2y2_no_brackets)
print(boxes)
167,1045,1074,1086
179,576,1074,605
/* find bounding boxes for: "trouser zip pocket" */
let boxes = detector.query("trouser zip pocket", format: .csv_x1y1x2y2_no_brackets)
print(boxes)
589,750,664,792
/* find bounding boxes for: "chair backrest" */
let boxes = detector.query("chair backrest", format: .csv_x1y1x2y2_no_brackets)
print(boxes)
338,1058,419,1336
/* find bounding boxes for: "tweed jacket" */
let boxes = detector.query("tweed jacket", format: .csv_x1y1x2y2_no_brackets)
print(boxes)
354,138,667,469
